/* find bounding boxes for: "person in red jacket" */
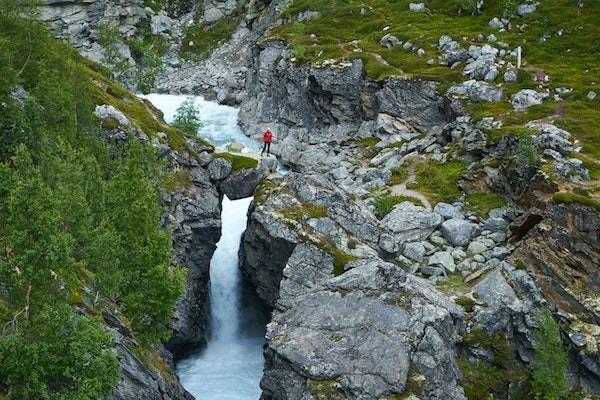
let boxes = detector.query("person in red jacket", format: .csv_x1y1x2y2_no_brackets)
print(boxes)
261,129,273,156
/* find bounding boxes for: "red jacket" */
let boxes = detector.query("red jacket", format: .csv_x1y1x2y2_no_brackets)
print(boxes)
263,130,273,143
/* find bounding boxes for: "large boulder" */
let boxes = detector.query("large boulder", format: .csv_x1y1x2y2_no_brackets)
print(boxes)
380,202,443,253
208,157,233,180
511,89,549,110
261,244,467,400
533,124,574,155
447,80,503,103
441,218,476,247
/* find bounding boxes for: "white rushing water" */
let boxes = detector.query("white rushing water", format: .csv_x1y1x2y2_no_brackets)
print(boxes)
141,94,266,400
140,94,260,152
177,196,264,400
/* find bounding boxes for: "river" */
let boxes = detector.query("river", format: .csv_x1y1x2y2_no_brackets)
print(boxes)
141,94,267,400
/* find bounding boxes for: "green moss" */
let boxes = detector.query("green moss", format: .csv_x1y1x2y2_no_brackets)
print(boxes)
130,344,177,383
456,296,475,312
407,159,467,204
181,17,239,60
253,180,278,205
214,152,259,171
160,170,192,192
374,194,423,218
515,261,528,271
100,116,121,130
307,379,344,400
281,203,328,220
436,273,470,296
465,192,507,217
459,357,507,400
553,192,600,212
464,328,512,368
358,137,380,147
67,288,85,305
86,65,209,150
332,248,358,277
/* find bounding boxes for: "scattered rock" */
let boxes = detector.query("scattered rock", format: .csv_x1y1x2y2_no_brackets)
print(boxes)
94,104,130,127
434,203,464,220
441,218,476,247
488,17,505,30
533,124,574,155
380,202,443,253
447,79,503,102
150,11,174,35
517,3,537,17
409,2,427,11
404,241,427,262
380,34,401,49
429,251,456,273
511,89,549,110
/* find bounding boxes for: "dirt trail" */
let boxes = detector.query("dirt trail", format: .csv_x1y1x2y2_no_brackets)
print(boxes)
389,156,432,211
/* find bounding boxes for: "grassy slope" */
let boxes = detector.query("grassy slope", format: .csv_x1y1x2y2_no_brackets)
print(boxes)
271,0,600,205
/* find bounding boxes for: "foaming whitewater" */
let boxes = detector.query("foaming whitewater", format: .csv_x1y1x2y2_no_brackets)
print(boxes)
140,94,260,152
141,94,267,399
177,196,264,400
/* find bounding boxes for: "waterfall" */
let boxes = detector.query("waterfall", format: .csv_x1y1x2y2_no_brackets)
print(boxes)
142,94,267,400
177,196,265,399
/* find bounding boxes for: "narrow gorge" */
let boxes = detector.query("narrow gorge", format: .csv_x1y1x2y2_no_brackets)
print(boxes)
0,0,599,400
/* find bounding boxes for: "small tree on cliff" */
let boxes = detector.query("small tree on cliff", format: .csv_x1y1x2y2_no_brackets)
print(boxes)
531,309,569,400
172,97,202,134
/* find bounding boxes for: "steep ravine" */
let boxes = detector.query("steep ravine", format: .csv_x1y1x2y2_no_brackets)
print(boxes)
36,0,600,398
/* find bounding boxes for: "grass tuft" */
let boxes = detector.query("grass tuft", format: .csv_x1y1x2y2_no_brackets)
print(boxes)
214,152,259,171
465,192,507,217
408,159,467,204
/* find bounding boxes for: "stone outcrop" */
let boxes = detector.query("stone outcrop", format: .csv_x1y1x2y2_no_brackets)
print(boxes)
240,172,381,307
510,202,600,391
261,244,467,400
102,308,194,400
162,181,221,355
238,40,447,173
39,0,150,64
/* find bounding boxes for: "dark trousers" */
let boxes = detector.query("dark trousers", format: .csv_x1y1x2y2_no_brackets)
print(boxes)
261,142,271,155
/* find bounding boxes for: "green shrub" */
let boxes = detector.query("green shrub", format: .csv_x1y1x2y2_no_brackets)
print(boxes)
504,0,520,17
531,310,568,400
389,165,409,185
281,203,328,220
408,160,467,204
180,18,238,60
516,136,542,166
161,170,193,192
0,304,119,400
358,137,380,147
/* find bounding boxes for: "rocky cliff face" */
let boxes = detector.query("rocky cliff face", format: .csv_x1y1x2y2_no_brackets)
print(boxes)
238,48,600,397
262,244,466,400
511,203,600,391
239,40,447,176
39,0,150,64
102,307,194,400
